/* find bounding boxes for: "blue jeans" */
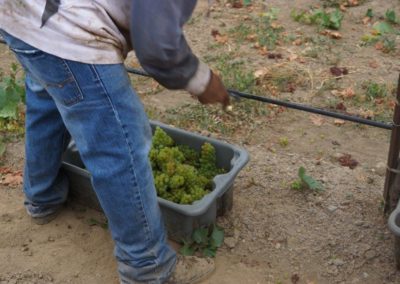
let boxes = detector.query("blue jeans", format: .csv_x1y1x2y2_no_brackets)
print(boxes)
0,31,176,283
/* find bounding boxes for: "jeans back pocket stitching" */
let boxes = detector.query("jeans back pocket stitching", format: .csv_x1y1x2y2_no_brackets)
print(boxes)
59,59,84,106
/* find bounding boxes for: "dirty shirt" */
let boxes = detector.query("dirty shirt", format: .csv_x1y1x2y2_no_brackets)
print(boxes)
0,0,210,94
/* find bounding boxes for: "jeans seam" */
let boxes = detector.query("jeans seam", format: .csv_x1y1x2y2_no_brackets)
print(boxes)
89,64,154,246
61,60,84,106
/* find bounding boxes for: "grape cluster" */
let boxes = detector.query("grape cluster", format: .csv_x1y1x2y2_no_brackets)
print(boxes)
150,127,225,204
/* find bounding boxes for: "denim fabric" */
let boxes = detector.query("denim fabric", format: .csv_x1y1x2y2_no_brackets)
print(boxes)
0,30,176,283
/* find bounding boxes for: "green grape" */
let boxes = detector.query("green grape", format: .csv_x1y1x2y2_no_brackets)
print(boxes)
150,128,225,204
152,127,174,149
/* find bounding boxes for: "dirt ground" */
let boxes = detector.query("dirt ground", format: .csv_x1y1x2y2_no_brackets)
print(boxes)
1,0,400,283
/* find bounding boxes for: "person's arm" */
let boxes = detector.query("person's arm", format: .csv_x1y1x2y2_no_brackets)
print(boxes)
130,0,230,106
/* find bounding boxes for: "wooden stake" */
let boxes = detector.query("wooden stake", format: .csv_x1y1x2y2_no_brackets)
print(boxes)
384,74,400,214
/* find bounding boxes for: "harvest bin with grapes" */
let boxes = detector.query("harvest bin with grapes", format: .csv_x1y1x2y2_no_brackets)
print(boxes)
62,121,249,241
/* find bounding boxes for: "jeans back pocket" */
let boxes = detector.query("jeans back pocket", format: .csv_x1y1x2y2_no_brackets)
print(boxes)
2,31,83,107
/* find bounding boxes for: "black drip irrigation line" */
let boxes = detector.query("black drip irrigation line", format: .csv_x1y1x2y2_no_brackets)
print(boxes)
126,68,393,130
0,38,393,130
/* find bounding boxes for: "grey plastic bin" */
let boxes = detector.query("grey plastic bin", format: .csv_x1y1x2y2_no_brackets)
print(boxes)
61,120,249,241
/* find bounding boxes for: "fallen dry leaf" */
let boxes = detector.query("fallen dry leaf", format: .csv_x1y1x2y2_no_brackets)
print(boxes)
340,4,347,12
259,46,268,56
211,29,220,37
334,119,346,126
0,167,13,175
320,30,342,39
336,102,347,111
362,16,372,25
388,100,396,110
358,109,375,119
369,61,379,69
253,68,269,79
211,29,229,44
232,1,243,8
293,38,303,46
291,273,300,284
246,34,257,42
288,54,299,62
375,42,384,51
346,0,359,6
270,22,282,29
332,88,355,99
1,171,23,186
330,67,349,77
338,154,358,169
310,114,325,126
268,53,283,59
215,34,228,44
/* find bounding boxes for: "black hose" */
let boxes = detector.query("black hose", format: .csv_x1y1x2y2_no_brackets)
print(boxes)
1,41,393,130
126,68,393,130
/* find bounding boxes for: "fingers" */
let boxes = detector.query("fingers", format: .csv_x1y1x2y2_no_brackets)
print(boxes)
197,70,230,108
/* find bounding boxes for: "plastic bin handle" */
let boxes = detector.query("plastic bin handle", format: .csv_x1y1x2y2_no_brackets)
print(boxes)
388,204,400,237
214,147,249,197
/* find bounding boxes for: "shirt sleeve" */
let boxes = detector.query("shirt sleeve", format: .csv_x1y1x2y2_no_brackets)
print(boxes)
130,0,210,94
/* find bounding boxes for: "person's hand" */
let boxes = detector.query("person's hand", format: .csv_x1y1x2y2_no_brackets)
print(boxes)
197,71,231,109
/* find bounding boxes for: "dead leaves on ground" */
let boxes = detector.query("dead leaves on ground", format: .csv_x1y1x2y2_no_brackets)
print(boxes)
337,154,359,169
0,167,23,187
330,67,349,77
211,29,229,44
310,114,325,126
331,88,356,99
320,30,343,39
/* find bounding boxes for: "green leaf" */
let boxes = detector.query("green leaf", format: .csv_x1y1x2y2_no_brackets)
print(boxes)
243,0,251,6
87,218,108,229
385,9,397,24
0,139,6,157
202,247,217,258
373,21,395,35
366,8,374,18
328,9,343,30
298,167,323,192
210,225,224,248
192,227,209,245
0,101,18,118
180,243,195,256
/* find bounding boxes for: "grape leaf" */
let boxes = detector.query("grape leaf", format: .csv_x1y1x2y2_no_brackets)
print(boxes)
193,227,209,245
298,167,323,192
366,8,374,18
180,243,195,256
373,22,394,35
385,9,397,24
210,225,224,248
202,247,217,258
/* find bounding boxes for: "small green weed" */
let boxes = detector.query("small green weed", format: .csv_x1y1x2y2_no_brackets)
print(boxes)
87,217,108,229
180,224,224,257
385,9,399,25
362,81,389,100
279,137,289,147
291,8,344,30
0,137,5,158
0,63,25,134
229,8,284,50
0,63,25,119
320,0,366,8
361,9,399,52
291,167,323,192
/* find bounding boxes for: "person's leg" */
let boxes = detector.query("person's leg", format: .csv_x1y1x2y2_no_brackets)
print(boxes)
1,30,176,282
23,74,70,220
1,31,69,221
